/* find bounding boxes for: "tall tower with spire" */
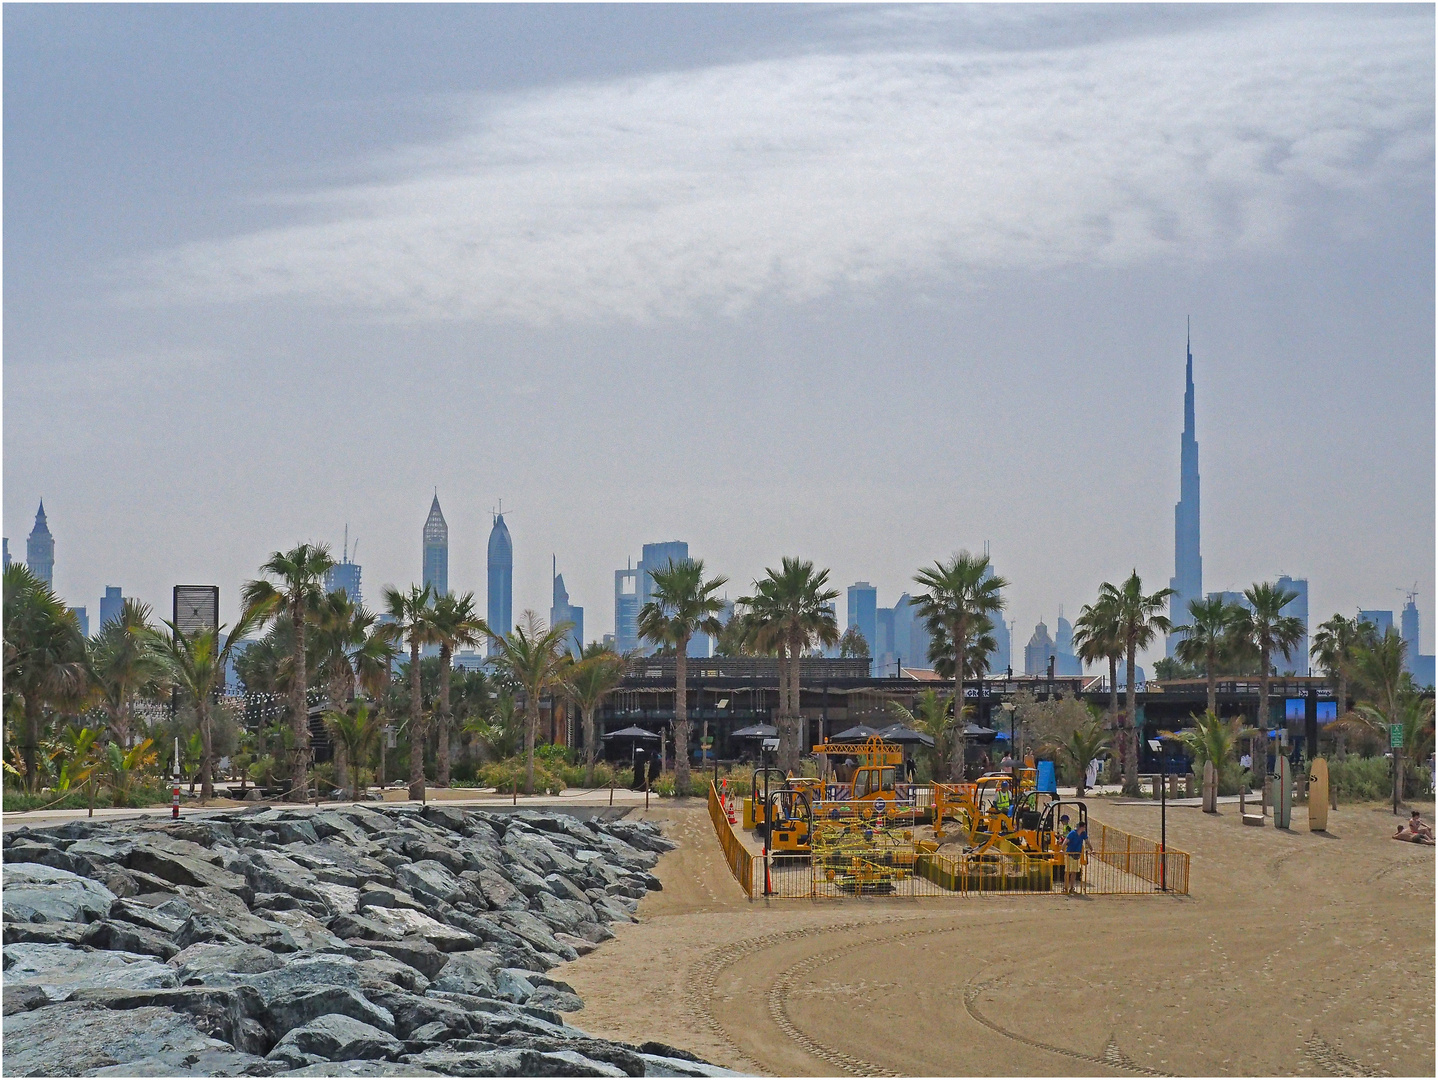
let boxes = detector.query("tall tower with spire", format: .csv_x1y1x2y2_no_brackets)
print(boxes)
1167,322,1202,657
487,505,513,651
422,493,448,598
26,501,54,588
550,555,584,657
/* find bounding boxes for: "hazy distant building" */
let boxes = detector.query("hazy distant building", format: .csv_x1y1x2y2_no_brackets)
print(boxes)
3,538,9,570
848,582,878,674
452,650,487,673
988,617,1012,676
1053,614,1082,676
26,502,54,588
487,512,513,647
1167,327,1203,657
422,494,449,598
893,592,933,670
550,557,584,657
1024,621,1056,676
1359,609,1394,636
875,606,897,675
99,586,125,630
325,531,362,606
614,563,639,655
631,541,708,657
1274,575,1309,674
1400,595,1435,688
69,607,89,638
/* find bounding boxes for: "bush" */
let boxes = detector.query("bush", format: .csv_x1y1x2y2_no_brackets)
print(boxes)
475,757,566,796
1329,756,1395,801
3,782,171,813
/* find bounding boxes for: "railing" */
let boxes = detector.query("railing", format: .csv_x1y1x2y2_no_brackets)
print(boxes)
1089,820,1191,895
708,781,754,898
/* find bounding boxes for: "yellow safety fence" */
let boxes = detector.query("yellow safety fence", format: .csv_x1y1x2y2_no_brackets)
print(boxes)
1088,820,1191,895
708,781,754,898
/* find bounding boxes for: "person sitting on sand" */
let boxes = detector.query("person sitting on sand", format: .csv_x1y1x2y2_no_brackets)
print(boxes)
1392,821,1435,845
1407,810,1434,840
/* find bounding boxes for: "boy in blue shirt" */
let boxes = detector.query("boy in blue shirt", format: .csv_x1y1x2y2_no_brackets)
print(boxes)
1063,821,1091,895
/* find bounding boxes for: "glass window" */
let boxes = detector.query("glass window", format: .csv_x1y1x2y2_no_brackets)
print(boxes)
880,767,896,791
853,770,869,799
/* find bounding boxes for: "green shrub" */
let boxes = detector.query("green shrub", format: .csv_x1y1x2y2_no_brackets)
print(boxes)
1329,756,1394,801
475,757,567,795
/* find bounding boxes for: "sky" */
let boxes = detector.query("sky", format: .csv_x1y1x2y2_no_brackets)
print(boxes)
4,3,1434,668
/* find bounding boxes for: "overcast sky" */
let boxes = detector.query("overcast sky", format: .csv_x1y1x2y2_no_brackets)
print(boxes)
4,3,1433,666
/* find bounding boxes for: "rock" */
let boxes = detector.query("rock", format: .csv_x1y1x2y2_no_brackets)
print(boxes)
209,954,362,1002
280,1061,443,1076
356,885,427,913
309,813,371,846
403,1046,627,1077
168,942,284,984
266,908,351,953
398,841,468,876
330,912,404,942
355,938,448,979
638,1054,745,1077
3,984,50,1014
81,919,181,960
356,956,431,994
531,986,585,1013
4,843,78,874
427,949,502,997
3,942,179,1002
1,1001,267,1077
553,932,597,956
3,863,117,924
418,806,469,834
533,891,594,934
544,874,591,905
394,861,466,906
66,986,270,1055
124,846,253,904
503,861,553,899
361,990,474,1040
3,920,89,948
109,897,186,935
495,910,579,961
358,907,479,952
460,869,520,910
267,1014,404,1067
263,985,396,1040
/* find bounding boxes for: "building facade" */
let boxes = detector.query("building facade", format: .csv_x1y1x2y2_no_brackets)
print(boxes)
1359,609,1394,636
325,530,362,606
1274,575,1309,674
26,502,54,588
1167,326,1203,656
422,495,448,598
487,512,513,647
99,586,125,631
614,563,639,654
847,582,878,673
69,607,89,638
550,557,584,657
1024,620,1056,676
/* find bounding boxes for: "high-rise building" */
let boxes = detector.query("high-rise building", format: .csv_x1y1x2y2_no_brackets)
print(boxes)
1401,593,1436,688
978,557,1010,675
99,586,125,630
1053,614,1082,676
422,495,448,598
614,563,639,655
3,538,10,570
1024,620,1056,676
487,510,513,648
1209,590,1247,609
69,607,89,638
875,606,897,674
1167,324,1202,657
26,501,54,588
892,593,933,669
633,541,708,657
1274,575,1309,674
325,528,362,606
550,556,584,657
847,582,878,673
1359,609,1394,636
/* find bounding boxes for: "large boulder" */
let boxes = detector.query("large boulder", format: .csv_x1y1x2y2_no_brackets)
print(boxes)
354,937,448,980
356,956,430,994
168,942,284,984
1,1001,266,1077
267,1014,404,1068
3,863,116,924
81,919,180,960
426,949,502,997
263,985,396,1040
358,907,478,952
3,941,179,1003
123,845,253,904
394,861,465,906
66,986,270,1055
401,1046,627,1077
278,1062,443,1077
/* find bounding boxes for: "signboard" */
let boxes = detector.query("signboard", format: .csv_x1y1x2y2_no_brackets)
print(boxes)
761,738,779,752
173,585,219,638
1390,724,1403,748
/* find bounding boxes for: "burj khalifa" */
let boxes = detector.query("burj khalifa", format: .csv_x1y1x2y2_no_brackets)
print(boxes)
1166,323,1202,657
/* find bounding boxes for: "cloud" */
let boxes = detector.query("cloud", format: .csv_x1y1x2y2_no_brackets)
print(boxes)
129,7,1432,325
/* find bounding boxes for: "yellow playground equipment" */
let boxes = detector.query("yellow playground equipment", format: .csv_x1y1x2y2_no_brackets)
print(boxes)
811,736,917,822
743,769,821,855
930,768,1039,841
811,809,938,895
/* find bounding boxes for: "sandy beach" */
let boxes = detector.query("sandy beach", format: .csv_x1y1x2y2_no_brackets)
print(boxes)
558,798,1435,1077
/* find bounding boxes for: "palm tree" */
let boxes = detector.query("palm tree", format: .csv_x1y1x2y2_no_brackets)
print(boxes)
912,552,1007,780
838,626,870,659
425,592,486,787
1234,582,1305,736
1175,596,1242,715
738,558,839,772
637,559,728,791
465,690,523,761
323,700,381,800
155,602,271,799
1072,594,1123,763
100,737,158,808
311,590,376,708
886,689,955,781
351,621,398,787
381,584,435,800
1050,715,1111,798
3,564,90,791
563,643,625,785
1101,571,1174,793
488,611,573,795
241,544,333,800
1342,627,1408,739
1311,613,1370,722
87,599,168,746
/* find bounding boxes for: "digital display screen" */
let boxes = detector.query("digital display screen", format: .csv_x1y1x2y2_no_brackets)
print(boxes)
1285,698,1306,720
1316,701,1338,722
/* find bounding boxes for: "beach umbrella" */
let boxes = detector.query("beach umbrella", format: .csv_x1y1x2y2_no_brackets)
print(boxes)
878,724,935,747
601,725,661,741
730,723,778,739
963,722,998,742
830,724,881,741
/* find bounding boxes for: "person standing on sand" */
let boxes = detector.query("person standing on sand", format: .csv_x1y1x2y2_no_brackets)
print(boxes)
1064,820,1091,894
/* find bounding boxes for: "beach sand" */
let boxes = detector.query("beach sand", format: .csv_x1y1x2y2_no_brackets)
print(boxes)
557,797,1435,1076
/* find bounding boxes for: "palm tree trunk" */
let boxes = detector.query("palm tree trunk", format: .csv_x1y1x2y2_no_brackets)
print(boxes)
290,599,312,802
953,623,967,781
791,632,805,773
1124,644,1138,792
584,703,597,786
199,699,214,800
407,638,425,801
335,742,350,800
24,698,41,793
437,647,452,787
1207,651,1217,717
674,636,691,791
524,694,538,795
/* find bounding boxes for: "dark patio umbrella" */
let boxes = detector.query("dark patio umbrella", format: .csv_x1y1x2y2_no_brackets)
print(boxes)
963,723,998,742
601,725,661,741
878,724,935,747
730,723,778,739
830,724,882,741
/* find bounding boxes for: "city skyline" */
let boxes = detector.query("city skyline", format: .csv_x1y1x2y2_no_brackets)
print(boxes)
4,5,1432,669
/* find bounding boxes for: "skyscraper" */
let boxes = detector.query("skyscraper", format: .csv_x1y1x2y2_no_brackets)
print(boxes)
1274,575,1309,674
614,563,639,654
550,556,584,657
487,510,513,647
69,607,89,638
1054,614,1082,676
422,494,448,598
1024,620,1056,676
99,586,124,630
1167,324,1202,657
1359,609,1394,636
26,501,54,588
325,528,362,606
847,582,878,673
633,541,709,657
3,538,10,570
1401,593,1435,688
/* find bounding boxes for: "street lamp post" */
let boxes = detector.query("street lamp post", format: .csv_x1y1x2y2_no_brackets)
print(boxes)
761,736,779,897
1149,737,1169,892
